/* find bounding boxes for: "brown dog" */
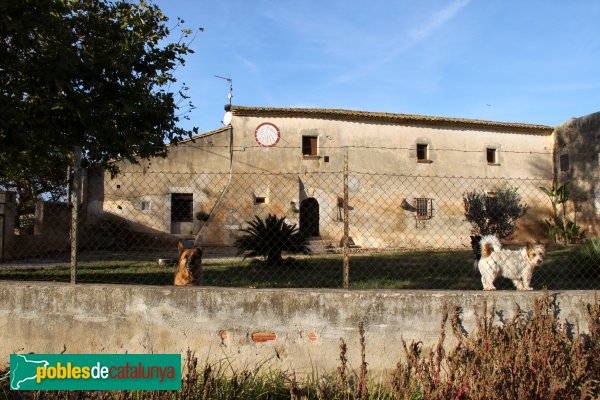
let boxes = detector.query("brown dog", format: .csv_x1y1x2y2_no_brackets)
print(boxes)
174,241,203,286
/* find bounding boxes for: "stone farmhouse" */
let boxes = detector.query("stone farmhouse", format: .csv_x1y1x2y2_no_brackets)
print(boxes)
85,106,599,250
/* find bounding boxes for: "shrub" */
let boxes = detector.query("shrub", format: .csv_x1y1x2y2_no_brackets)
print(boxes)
463,186,528,238
235,214,310,266
577,238,600,259
195,211,210,222
575,238,600,278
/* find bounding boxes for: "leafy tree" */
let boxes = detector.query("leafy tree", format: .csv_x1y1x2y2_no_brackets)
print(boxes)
0,154,66,232
1,0,198,227
463,186,528,238
0,0,198,178
235,214,310,266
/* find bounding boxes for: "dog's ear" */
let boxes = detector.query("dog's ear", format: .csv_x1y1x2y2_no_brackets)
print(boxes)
178,241,185,256
526,242,534,251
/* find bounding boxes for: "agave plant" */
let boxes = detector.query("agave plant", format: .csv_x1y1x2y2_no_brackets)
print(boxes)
235,214,310,265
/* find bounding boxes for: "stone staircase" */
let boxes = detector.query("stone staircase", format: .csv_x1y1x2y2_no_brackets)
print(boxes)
306,238,335,254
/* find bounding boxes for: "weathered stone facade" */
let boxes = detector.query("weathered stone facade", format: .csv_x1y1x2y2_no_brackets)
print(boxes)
88,106,559,249
553,111,600,236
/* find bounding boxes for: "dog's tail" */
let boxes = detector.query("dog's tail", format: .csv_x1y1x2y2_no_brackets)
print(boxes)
479,235,502,258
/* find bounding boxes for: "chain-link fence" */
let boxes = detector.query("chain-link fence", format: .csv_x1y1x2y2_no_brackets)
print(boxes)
0,169,598,290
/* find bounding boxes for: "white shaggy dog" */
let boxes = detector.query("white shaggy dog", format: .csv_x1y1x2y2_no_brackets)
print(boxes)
478,235,546,291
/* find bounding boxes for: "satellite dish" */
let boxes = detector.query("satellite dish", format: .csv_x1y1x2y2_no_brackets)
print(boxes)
223,111,232,125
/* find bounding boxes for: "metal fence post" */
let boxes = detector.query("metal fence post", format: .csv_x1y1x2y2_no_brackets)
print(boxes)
0,194,5,261
70,146,82,284
343,147,350,289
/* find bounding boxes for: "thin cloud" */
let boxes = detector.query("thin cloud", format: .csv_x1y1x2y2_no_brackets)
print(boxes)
409,0,470,41
337,0,471,83
235,54,259,73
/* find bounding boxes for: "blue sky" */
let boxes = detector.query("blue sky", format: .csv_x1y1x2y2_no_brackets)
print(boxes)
157,0,600,134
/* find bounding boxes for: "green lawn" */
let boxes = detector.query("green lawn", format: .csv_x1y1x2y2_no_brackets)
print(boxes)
0,246,597,290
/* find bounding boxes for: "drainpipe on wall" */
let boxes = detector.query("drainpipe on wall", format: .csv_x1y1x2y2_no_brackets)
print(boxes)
551,126,560,183
194,121,235,246
343,146,350,289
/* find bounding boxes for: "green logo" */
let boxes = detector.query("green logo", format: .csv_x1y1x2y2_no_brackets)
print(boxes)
10,354,181,390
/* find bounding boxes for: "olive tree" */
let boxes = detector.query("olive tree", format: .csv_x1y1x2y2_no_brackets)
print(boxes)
463,186,528,238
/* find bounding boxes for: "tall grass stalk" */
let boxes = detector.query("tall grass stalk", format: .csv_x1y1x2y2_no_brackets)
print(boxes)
396,291,599,399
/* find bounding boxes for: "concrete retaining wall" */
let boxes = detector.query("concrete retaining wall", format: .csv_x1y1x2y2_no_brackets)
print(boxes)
0,282,596,375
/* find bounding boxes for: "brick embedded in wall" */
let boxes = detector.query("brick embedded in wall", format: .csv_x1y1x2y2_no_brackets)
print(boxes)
251,332,277,342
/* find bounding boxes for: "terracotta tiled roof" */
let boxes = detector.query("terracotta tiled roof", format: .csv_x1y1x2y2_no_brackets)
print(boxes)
168,125,231,146
230,105,554,134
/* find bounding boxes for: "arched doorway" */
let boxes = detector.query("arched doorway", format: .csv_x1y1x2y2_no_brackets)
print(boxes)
300,198,320,237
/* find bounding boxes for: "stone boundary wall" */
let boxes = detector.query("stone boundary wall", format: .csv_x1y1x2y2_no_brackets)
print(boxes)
0,282,596,375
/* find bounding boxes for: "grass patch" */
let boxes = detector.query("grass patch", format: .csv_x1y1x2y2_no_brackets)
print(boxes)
0,245,597,289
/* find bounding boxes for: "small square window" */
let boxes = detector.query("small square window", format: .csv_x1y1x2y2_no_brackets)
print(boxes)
141,200,151,211
487,148,498,164
560,154,569,172
416,144,429,162
255,197,266,204
416,198,433,220
302,136,318,157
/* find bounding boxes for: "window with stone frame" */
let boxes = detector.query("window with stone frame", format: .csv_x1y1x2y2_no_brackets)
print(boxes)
302,136,318,157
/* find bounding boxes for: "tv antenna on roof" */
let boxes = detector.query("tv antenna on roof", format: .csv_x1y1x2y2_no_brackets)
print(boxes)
214,75,233,106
